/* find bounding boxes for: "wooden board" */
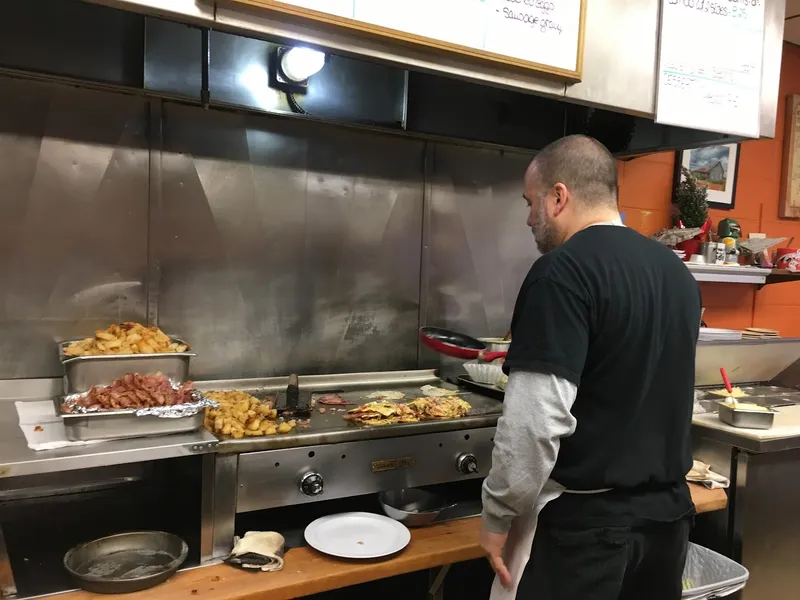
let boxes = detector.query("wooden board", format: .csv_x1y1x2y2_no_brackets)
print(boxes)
780,95,800,219
226,0,587,81
56,485,724,600
655,0,765,138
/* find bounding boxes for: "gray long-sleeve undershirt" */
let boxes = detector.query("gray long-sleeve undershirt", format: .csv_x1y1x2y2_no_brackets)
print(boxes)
481,370,579,534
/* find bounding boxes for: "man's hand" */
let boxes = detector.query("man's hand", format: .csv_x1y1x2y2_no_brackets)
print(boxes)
480,520,511,588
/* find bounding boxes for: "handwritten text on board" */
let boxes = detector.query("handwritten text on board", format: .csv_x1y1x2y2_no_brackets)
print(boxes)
656,0,765,137
269,0,582,72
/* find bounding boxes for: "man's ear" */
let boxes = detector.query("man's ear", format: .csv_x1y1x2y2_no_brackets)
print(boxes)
551,183,569,217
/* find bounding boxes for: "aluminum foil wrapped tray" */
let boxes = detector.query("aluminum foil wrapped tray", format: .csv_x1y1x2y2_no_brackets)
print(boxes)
56,380,217,442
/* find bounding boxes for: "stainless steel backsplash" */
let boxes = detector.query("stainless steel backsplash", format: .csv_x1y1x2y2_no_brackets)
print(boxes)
0,75,536,379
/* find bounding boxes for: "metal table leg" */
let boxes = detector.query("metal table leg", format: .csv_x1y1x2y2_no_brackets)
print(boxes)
428,564,451,600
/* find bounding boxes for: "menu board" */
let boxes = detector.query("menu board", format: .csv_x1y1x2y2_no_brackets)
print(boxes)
229,0,587,79
655,0,766,138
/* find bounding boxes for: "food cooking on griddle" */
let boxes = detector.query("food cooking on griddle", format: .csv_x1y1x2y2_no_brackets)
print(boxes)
63,322,188,356
345,397,471,426
317,393,349,405
407,397,471,419
344,401,419,425
204,390,296,438
60,373,195,413
419,385,459,397
366,390,405,400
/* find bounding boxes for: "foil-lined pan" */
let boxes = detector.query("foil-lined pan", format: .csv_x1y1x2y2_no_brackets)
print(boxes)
56,386,217,442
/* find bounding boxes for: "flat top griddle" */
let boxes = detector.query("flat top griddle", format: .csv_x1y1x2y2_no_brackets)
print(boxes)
195,369,502,454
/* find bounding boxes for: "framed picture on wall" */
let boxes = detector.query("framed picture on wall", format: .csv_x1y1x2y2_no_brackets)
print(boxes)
674,143,740,210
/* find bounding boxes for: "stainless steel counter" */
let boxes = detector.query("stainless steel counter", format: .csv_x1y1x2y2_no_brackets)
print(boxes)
692,420,800,453
0,380,217,479
692,383,800,453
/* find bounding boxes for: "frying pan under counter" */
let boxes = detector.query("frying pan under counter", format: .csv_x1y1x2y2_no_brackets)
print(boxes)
194,369,503,454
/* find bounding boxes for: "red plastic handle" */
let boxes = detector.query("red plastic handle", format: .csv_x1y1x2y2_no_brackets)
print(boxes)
479,351,507,363
720,368,733,394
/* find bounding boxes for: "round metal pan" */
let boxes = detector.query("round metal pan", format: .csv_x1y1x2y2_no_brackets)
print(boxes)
64,531,188,594
379,488,456,527
419,327,507,362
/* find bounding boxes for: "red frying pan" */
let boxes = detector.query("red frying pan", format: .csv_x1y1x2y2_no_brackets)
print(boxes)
419,327,507,362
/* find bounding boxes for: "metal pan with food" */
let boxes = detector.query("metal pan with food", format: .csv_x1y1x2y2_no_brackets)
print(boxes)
59,322,195,394
56,373,216,442
419,327,507,362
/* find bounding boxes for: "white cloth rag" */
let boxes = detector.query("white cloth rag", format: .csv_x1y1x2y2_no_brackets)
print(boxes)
489,482,614,600
489,480,564,600
15,400,102,451
686,460,730,489
227,531,286,572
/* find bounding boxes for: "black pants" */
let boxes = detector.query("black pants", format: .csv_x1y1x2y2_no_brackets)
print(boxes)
516,518,690,600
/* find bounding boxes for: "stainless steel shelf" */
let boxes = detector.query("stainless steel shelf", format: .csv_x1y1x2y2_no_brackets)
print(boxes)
0,400,218,479
761,269,800,288
687,263,772,284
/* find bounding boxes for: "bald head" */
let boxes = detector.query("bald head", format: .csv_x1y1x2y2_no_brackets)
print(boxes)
527,135,618,208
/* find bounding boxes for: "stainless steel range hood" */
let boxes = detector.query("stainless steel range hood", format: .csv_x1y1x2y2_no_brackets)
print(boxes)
0,0,786,155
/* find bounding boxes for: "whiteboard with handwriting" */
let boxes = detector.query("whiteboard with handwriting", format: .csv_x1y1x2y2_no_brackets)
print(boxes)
656,0,765,138
253,0,584,76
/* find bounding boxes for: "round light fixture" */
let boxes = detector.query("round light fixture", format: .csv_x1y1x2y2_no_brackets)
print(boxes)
280,47,326,83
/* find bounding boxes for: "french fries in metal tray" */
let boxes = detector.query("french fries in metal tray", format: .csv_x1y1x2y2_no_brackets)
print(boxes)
61,322,191,359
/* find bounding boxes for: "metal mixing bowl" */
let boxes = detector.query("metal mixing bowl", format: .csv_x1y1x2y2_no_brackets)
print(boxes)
63,531,188,594
379,488,455,527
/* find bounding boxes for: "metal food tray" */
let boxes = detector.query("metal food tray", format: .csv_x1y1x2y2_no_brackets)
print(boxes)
55,398,206,442
59,339,195,394
716,402,776,430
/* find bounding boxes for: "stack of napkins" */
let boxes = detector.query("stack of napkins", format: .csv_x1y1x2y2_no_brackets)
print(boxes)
686,460,729,489
698,328,742,342
16,400,102,451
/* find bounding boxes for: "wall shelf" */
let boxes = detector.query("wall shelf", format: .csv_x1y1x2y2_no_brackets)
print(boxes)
687,264,772,285
760,269,800,288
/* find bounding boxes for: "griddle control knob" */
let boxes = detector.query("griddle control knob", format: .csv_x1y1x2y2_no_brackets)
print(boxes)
299,472,324,496
456,453,478,475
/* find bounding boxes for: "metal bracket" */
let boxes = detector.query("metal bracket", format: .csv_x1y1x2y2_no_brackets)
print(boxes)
428,564,451,600
201,28,210,109
190,441,219,453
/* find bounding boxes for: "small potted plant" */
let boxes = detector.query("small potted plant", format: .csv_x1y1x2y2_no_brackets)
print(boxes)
674,167,711,258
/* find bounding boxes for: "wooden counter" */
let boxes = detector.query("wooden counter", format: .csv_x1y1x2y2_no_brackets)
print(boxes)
58,484,726,600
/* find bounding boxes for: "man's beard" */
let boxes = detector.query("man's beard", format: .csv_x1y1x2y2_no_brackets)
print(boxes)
531,205,559,254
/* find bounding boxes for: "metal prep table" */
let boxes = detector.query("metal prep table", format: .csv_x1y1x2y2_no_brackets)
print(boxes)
692,338,800,600
0,378,218,599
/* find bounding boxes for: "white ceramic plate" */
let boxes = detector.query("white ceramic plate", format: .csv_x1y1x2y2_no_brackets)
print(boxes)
304,512,411,559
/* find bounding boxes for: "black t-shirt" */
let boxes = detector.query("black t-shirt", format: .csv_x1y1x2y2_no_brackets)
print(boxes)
503,225,701,526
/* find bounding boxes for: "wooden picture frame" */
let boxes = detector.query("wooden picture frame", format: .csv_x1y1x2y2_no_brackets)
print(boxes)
227,0,587,81
780,94,800,219
673,144,740,211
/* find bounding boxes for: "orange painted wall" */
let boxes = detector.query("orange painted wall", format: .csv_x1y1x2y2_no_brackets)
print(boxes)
616,42,800,337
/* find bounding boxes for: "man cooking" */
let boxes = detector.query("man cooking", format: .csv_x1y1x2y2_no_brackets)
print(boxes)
480,135,701,600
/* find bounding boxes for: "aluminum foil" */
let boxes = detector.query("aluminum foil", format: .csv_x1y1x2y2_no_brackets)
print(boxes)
60,385,217,419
